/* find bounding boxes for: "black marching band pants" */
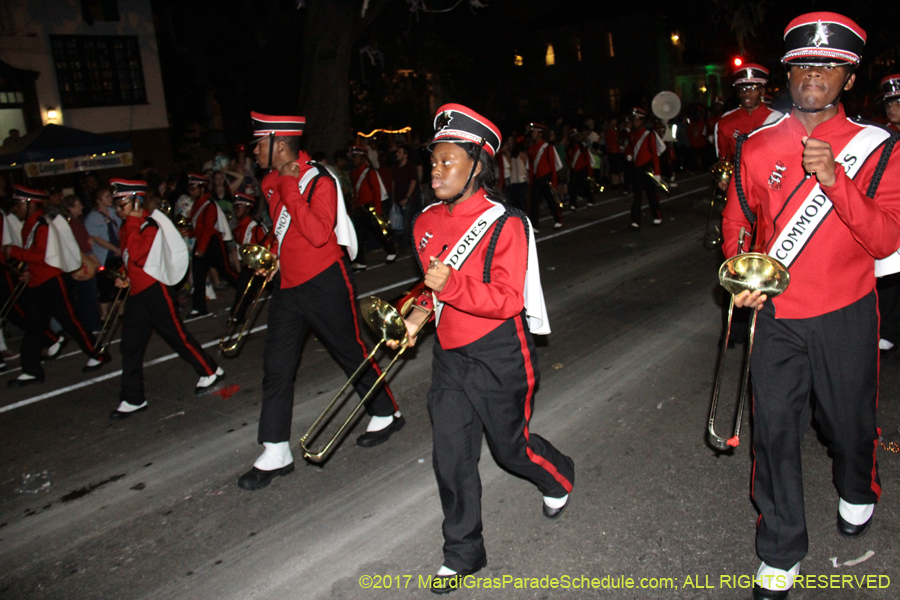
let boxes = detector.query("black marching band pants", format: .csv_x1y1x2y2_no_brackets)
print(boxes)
629,163,660,225
1,267,59,348
351,205,397,266
428,312,575,573
569,168,592,206
192,234,239,313
20,275,100,378
230,266,263,323
529,175,562,228
257,258,396,443
119,282,218,404
750,292,881,569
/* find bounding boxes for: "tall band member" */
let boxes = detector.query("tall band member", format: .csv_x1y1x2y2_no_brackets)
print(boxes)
187,173,238,316
398,104,574,593
566,130,594,210
4,185,108,387
109,179,223,418
237,112,402,491
349,145,397,271
526,122,563,231
877,75,900,355
715,64,783,169
1,204,64,368
624,107,663,229
723,13,900,599
229,192,268,323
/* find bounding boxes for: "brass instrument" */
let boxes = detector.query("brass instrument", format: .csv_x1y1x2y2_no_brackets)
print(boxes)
586,176,603,195
95,269,130,354
645,171,671,194
366,205,393,244
703,161,734,250
218,243,277,355
707,232,790,450
174,214,191,229
300,293,432,463
0,260,27,328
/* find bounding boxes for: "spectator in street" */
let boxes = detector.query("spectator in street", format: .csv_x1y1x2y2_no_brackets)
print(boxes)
84,186,122,321
391,145,420,250
63,195,101,332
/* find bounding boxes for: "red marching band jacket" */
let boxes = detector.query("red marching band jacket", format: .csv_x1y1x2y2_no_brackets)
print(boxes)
625,126,661,175
8,209,61,287
350,165,386,213
567,142,594,175
232,215,267,247
714,105,780,163
527,140,559,187
188,193,222,254
119,211,162,295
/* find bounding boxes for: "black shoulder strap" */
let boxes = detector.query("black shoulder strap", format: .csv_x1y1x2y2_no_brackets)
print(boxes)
304,162,332,206
411,208,425,275
733,133,756,226
140,217,159,233
866,132,900,199
483,206,530,284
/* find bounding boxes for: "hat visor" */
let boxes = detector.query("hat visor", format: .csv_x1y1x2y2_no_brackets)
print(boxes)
428,136,495,157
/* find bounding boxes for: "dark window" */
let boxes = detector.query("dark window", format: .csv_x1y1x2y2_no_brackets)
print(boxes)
50,35,146,108
81,0,120,23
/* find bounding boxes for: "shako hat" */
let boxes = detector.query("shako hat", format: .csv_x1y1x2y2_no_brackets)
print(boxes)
187,173,209,188
431,104,501,157
12,184,47,204
527,121,549,132
233,192,258,209
250,111,305,139
734,63,770,86
350,145,368,156
631,107,647,119
110,179,147,199
881,74,900,102
782,12,866,66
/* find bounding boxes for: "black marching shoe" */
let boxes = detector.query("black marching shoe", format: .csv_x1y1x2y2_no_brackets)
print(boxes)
7,374,45,388
237,464,295,491
752,585,790,600
543,495,570,519
431,574,462,595
82,352,111,373
356,415,406,448
110,401,148,420
837,512,872,537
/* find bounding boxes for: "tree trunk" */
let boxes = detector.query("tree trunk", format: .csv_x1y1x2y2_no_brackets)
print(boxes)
298,0,393,156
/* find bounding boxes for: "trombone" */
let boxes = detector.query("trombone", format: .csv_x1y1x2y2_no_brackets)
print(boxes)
0,260,27,328
703,161,734,250
707,231,790,450
645,170,671,194
218,242,277,355
300,289,430,463
95,269,130,354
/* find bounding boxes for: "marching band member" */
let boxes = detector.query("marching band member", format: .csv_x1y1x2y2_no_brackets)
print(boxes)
237,112,402,491
881,74,900,134
714,64,783,170
566,129,594,210
723,13,900,599
526,122,563,231
624,107,664,230
187,173,238,316
4,185,108,387
349,145,397,271
877,75,900,356
229,192,268,324
109,179,223,419
396,104,574,593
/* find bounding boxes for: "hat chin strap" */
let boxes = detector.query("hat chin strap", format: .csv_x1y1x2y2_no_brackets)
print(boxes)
267,133,275,170
791,68,854,114
441,139,485,205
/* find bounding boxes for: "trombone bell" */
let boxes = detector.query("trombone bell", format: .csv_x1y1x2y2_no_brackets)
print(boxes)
299,295,426,463
708,253,790,450
218,243,278,355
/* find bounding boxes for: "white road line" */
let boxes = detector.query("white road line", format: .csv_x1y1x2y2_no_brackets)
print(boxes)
1,180,709,414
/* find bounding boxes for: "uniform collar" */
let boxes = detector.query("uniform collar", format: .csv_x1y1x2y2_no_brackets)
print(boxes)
438,188,490,217
787,104,847,138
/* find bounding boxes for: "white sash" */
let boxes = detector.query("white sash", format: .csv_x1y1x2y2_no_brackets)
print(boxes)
632,130,651,162
242,220,260,246
190,199,233,242
570,147,582,170
274,163,358,260
533,142,548,176
769,127,889,268
2,212,23,248
433,202,550,334
145,210,190,285
553,147,564,172
45,215,82,273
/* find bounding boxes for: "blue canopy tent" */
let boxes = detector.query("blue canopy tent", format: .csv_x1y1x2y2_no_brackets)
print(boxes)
0,124,132,177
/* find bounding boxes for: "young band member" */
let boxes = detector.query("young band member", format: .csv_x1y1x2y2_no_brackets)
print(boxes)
108,179,223,419
526,122,563,231
349,146,397,271
396,104,574,593
237,112,402,491
229,192,268,324
187,173,238,316
882,74,900,134
624,107,664,229
723,13,900,599
4,185,108,387
715,64,783,169
566,129,594,210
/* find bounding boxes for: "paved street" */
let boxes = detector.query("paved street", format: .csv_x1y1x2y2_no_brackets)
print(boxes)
2,176,898,600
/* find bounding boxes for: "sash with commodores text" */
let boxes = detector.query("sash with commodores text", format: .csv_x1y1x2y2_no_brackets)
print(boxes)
767,126,889,268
